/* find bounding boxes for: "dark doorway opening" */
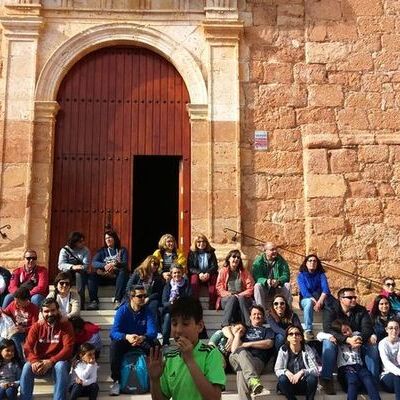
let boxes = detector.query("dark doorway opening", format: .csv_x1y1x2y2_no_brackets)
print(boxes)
132,156,180,268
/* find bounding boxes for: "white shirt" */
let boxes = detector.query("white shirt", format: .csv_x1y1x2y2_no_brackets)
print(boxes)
71,361,98,386
379,336,400,378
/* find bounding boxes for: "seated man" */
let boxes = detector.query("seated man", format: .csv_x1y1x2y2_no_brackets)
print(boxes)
20,297,74,400
320,287,380,395
252,242,291,312
229,305,274,400
3,287,39,360
3,249,48,308
380,276,400,316
109,284,157,396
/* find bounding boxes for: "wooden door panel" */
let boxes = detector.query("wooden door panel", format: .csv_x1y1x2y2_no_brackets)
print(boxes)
49,47,191,278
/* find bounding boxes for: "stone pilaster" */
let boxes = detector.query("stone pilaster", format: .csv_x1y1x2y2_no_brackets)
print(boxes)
202,19,243,246
0,12,43,261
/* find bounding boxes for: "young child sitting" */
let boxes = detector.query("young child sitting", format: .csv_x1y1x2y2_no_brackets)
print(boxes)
69,316,102,358
70,343,99,400
325,319,381,400
149,296,226,400
0,339,21,400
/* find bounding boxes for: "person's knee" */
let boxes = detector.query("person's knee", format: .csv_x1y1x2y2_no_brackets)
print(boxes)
307,374,318,386
323,339,337,351
278,374,290,385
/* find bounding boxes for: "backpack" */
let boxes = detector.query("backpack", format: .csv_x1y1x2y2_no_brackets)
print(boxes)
119,350,149,394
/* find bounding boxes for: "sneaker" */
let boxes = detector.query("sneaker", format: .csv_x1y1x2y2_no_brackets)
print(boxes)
87,301,99,311
248,377,264,395
319,378,336,395
109,381,120,396
253,388,271,397
304,330,315,341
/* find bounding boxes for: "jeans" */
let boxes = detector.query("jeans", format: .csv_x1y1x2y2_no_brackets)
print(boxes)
11,332,25,361
70,382,99,400
73,270,98,307
339,365,381,400
2,293,45,309
278,374,318,400
321,340,380,380
20,360,70,400
91,268,129,303
300,298,315,332
220,295,252,327
275,333,285,353
0,386,17,400
381,373,400,400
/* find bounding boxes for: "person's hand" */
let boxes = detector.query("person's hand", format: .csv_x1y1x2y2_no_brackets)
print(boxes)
329,336,337,344
285,370,295,383
313,300,322,312
144,297,149,304
0,383,8,388
224,336,234,351
162,272,171,281
176,336,194,363
270,279,278,288
76,377,83,384
31,361,43,374
36,359,53,375
105,263,115,273
369,334,378,345
148,346,164,381
346,336,362,349
132,335,145,346
72,265,84,271
16,325,25,333
235,325,246,337
126,334,137,344
292,370,304,384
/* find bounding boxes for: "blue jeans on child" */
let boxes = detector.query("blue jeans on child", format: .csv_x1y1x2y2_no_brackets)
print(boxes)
381,373,400,400
20,360,70,400
0,386,17,400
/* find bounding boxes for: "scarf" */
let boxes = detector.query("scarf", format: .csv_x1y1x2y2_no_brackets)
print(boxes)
169,279,185,302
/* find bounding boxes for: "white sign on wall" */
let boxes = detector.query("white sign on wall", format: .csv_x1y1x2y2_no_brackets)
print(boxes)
254,130,269,150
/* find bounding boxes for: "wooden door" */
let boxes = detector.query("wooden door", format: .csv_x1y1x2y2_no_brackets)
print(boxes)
49,46,191,278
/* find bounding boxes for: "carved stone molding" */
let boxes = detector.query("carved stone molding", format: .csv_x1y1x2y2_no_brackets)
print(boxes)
187,104,208,121
0,16,43,38
35,23,207,106
202,20,243,42
4,0,41,17
34,101,60,123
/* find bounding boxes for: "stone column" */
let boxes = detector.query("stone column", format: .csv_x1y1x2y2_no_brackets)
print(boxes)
202,20,243,247
0,5,43,263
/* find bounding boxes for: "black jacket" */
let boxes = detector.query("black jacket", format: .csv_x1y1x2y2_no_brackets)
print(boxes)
125,271,164,304
322,299,374,344
187,250,218,276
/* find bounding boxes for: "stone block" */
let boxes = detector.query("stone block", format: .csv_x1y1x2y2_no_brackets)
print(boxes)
385,199,400,216
329,149,359,173
358,17,396,35
302,123,337,136
368,110,400,129
304,149,329,174
308,235,339,259
242,174,268,199
382,34,400,52
311,217,346,235
213,165,238,191
328,71,361,90
212,121,238,142
306,24,327,41
302,133,341,149
307,198,344,217
349,181,377,197
378,183,395,197
345,198,382,216
374,51,400,71
296,107,336,124
336,52,374,72
305,0,342,20
327,22,358,41
340,131,375,146
268,176,303,199
213,143,237,165
308,84,343,107
345,92,381,109
344,0,383,15
213,190,238,219
283,222,305,247
270,129,302,151
2,163,27,189
362,163,393,181
263,63,293,84
337,108,369,130
191,190,209,220
307,174,347,198
258,84,307,107
305,42,351,64
254,151,303,174
293,63,327,84
260,107,296,129
358,145,389,163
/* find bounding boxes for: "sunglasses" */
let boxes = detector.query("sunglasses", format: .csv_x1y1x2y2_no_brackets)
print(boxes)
273,301,285,306
386,283,395,287
231,255,241,259
288,332,302,337
342,296,357,300
133,294,146,299
25,257,37,261
58,281,70,286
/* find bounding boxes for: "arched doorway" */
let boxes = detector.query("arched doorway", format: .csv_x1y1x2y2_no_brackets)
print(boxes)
49,46,191,277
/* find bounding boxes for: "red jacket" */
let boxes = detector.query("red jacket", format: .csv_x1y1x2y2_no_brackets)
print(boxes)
8,265,49,297
24,318,74,363
215,266,254,310
3,301,39,329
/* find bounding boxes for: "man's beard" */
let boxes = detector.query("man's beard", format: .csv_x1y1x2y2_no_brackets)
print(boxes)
45,315,59,324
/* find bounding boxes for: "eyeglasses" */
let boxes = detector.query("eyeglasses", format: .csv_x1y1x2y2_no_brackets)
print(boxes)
288,332,302,337
231,255,241,259
133,294,146,299
58,281,70,286
25,257,37,261
341,296,357,300
386,282,395,287
273,302,285,306
387,326,399,330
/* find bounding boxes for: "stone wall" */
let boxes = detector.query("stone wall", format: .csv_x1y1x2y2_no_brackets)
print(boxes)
240,0,400,303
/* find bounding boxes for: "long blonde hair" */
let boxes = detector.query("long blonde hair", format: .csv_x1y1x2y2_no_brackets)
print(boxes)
190,233,214,252
136,255,160,280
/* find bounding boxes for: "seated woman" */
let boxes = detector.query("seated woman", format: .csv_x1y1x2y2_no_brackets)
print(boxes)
275,324,319,400
125,255,164,325
153,234,186,281
69,316,102,358
58,231,93,310
267,294,302,352
297,254,333,341
47,271,80,319
92,230,129,310
378,319,400,400
370,295,397,343
216,250,254,327
161,264,191,346
380,277,400,316
187,233,218,310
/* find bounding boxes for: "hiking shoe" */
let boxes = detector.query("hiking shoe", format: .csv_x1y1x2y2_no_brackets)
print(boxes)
87,301,99,311
304,330,315,341
109,381,120,396
253,388,271,398
249,377,264,395
319,378,336,395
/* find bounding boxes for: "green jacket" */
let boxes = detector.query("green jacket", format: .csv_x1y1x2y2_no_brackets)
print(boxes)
251,253,290,286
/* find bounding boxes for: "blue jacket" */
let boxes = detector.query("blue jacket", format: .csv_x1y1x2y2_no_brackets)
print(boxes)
92,247,128,270
110,302,157,342
297,271,330,300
